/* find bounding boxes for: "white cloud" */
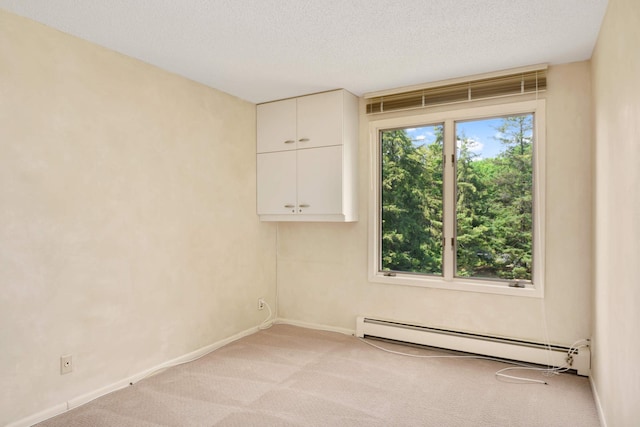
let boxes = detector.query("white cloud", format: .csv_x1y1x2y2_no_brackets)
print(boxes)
457,138,484,154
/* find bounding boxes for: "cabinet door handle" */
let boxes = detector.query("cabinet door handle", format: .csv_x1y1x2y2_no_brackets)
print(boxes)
284,140,295,144
298,138,310,143
299,204,310,208
284,204,295,208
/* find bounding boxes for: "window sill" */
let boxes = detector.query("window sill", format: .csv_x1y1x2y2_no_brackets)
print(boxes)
369,271,543,298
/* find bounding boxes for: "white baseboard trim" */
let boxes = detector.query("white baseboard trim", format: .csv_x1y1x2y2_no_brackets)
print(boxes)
5,402,68,427
7,325,262,427
274,318,355,336
589,376,608,427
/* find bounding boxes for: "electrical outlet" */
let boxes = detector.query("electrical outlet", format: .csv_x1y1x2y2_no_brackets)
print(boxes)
565,354,574,367
258,298,265,310
60,355,73,374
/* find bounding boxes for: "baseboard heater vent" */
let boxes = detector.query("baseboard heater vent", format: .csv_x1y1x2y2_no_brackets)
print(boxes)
356,316,590,376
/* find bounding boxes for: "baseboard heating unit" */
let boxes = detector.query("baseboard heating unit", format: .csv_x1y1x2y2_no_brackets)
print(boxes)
356,316,590,376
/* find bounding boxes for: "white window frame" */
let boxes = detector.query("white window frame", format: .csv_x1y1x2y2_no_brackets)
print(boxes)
368,100,546,298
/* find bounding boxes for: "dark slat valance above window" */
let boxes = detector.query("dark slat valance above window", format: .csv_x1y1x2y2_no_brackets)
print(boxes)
365,68,547,114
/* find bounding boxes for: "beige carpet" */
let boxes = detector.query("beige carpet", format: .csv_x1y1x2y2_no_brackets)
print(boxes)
36,324,600,426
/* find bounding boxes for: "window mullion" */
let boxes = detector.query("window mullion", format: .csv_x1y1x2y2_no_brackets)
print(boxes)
442,119,456,281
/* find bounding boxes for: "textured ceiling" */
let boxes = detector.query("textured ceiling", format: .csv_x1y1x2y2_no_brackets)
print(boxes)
0,0,608,103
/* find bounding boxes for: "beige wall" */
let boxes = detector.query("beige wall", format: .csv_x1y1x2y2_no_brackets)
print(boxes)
0,10,276,425
591,0,640,425
278,61,593,346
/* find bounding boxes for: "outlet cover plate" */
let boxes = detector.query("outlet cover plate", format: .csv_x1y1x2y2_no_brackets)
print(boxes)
60,355,72,374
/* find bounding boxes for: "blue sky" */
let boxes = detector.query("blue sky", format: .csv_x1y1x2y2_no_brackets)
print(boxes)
406,117,508,159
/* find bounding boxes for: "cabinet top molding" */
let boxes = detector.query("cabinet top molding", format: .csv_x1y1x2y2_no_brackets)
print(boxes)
257,88,357,106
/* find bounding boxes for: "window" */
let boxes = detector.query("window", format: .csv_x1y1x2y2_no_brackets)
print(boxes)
369,100,545,297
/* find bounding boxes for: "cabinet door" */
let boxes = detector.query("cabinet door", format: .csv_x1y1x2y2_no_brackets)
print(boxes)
297,146,343,215
297,91,343,150
257,151,297,215
257,98,297,153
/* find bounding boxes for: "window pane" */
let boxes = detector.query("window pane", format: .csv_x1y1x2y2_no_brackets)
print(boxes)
380,125,444,275
455,115,533,281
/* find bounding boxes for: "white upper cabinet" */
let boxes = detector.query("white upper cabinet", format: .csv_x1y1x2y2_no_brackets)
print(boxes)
256,98,296,153
256,150,297,215
296,145,344,215
256,89,359,222
296,91,344,150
